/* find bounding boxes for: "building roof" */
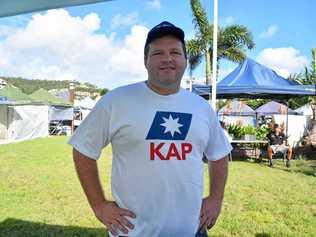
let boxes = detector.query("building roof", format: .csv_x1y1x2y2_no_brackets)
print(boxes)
0,85,33,102
29,88,71,106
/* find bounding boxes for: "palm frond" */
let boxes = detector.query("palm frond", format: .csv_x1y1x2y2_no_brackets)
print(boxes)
190,0,212,44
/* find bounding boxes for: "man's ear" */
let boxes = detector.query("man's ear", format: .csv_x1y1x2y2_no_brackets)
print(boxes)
144,56,148,68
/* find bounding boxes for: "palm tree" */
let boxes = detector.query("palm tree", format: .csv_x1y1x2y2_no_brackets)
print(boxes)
187,0,255,85
294,48,316,120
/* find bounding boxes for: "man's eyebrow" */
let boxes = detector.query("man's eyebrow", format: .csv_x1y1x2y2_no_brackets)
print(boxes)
150,49,163,54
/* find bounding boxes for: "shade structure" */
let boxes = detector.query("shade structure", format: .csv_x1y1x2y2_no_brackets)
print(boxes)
29,88,71,106
192,58,316,99
219,100,255,116
0,85,33,102
0,0,113,17
295,104,313,116
255,101,296,115
74,97,96,109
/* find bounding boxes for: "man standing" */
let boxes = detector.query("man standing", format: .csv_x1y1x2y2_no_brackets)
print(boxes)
69,21,232,237
267,123,292,167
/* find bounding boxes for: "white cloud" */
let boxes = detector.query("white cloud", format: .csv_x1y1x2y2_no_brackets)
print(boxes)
256,47,309,77
259,25,278,38
146,0,161,10
0,9,149,89
111,12,139,29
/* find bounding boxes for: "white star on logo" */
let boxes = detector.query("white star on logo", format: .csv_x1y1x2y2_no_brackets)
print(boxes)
160,114,183,137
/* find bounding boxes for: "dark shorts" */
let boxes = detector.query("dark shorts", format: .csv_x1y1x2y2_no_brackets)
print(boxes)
195,229,209,237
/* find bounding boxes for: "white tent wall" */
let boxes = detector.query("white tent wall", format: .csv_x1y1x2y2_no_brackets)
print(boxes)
0,105,8,139
273,114,307,147
7,105,49,141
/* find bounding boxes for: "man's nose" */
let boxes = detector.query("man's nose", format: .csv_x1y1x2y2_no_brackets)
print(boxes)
162,53,173,62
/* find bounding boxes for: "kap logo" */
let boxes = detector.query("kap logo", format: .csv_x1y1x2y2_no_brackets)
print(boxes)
146,111,192,160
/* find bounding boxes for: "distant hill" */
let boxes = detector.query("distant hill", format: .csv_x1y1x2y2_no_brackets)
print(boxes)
1,76,105,95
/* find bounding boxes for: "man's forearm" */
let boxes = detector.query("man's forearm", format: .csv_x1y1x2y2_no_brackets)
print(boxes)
208,156,228,202
73,149,108,211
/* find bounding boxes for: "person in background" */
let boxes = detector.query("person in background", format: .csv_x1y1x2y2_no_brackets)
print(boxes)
267,123,292,167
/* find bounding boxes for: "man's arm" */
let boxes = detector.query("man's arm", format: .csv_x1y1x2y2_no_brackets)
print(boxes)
199,155,229,231
73,149,136,235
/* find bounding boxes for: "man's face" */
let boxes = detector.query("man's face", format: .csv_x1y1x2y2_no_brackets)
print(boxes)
275,126,281,133
145,35,187,93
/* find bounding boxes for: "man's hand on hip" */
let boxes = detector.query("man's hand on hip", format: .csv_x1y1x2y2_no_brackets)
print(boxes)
94,201,136,236
198,196,222,232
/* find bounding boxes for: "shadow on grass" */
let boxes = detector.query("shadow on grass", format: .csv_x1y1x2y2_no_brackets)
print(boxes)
252,157,316,177
0,218,109,237
255,233,271,237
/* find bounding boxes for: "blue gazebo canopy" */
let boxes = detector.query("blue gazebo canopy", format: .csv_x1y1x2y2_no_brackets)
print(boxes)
192,58,316,99
217,58,298,87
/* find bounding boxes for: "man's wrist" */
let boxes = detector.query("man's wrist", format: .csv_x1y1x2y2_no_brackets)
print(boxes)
91,199,109,212
205,195,223,204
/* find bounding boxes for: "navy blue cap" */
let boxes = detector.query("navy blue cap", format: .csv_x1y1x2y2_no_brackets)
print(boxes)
144,21,185,50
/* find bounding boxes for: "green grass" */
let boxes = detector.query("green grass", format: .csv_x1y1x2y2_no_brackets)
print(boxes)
0,137,315,237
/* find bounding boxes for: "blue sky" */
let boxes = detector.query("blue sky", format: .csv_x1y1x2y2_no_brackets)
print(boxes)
0,0,315,89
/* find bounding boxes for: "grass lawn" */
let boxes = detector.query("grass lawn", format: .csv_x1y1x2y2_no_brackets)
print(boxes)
0,136,315,237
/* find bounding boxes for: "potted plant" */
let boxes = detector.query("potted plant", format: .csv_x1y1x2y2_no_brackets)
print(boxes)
228,124,245,140
243,125,256,140
255,124,271,140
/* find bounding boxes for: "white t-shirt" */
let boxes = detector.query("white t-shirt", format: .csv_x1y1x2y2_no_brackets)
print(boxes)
69,81,232,237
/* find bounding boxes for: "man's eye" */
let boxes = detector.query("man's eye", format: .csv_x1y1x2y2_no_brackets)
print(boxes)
152,52,162,56
171,51,181,55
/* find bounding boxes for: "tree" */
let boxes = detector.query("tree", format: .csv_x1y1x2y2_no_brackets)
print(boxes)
289,48,316,120
100,88,109,96
187,0,255,85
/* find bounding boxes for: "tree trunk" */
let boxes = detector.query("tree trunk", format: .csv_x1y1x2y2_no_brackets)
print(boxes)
205,49,211,85
312,103,316,121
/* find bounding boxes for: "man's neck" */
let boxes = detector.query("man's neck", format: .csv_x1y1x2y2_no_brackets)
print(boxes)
146,80,179,95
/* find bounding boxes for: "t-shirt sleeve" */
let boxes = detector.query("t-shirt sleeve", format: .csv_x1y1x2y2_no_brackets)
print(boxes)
68,96,112,160
204,107,232,161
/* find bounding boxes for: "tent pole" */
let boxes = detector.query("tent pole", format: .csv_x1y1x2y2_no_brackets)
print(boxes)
211,0,218,110
285,100,289,146
6,105,9,139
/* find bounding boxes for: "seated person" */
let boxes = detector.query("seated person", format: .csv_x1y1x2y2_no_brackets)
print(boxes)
267,123,292,167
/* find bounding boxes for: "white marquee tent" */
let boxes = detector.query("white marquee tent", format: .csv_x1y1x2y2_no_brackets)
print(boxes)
0,101,49,143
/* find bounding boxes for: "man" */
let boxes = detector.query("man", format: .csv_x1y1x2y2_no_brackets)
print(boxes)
69,21,232,237
267,123,292,167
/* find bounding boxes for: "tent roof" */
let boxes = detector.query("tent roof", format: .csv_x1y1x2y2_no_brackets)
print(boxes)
219,100,255,115
192,58,316,99
217,58,299,87
0,0,111,17
295,104,313,116
74,96,96,109
255,101,296,115
29,88,71,106
0,85,33,102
